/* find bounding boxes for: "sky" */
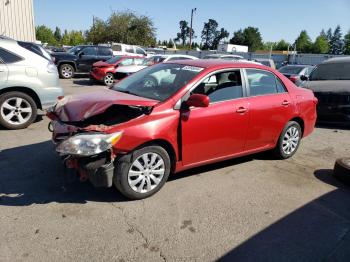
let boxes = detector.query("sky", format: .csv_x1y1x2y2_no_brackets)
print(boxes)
34,0,350,43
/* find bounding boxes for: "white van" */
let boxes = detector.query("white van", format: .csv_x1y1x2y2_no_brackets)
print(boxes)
111,43,147,57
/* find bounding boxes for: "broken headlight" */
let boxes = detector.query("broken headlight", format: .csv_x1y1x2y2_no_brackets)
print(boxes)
56,132,122,156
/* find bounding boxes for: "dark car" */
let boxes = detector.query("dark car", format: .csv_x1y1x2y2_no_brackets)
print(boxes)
51,45,113,79
48,60,317,199
278,65,314,86
300,57,350,124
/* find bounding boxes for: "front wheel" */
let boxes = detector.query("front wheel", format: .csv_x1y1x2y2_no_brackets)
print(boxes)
103,73,115,86
59,64,75,79
274,121,302,159
0,92,37,129
114,146,171,200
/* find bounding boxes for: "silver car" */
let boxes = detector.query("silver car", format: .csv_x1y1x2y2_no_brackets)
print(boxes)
0,37,63,129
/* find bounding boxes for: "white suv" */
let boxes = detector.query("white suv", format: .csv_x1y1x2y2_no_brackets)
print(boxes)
0,37,63,129
111,43,147,57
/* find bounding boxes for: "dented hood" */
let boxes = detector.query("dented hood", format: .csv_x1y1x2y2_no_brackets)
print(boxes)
93,61,111,67
54,89,159,122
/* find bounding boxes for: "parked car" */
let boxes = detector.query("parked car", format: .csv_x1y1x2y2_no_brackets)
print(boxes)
254,58,276,69
111,43,147,57
90,56,146,86
203,54,244,60
51,45,113,79
0,37,63,129
48,60,317,199
17,41,54,62
114,54,198,80
278,64,314,86
300,57,350,124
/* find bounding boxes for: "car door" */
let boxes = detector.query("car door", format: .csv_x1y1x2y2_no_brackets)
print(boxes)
244,68,295,151
181,69,250,166
97,47,113,62
77,47,97,72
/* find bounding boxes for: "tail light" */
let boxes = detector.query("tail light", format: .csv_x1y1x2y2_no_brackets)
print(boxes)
289,76,298,83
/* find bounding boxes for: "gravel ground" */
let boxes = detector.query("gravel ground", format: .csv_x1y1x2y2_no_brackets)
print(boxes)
0,78,350,262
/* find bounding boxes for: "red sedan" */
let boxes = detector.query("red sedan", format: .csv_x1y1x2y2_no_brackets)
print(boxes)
48,60,317,199
90,56,145,86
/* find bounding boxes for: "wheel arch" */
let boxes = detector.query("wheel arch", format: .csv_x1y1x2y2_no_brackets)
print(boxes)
0,86,42,109
58,61,77,71
289,116,305,136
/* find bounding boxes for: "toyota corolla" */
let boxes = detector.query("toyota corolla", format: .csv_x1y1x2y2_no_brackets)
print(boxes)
48,60,317,199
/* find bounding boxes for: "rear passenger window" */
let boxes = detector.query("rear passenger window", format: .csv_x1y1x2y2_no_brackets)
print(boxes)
192,70,243,103
0,48,23,64
119,59,133,66
136,47,146,56
246,69,284,96
125,46,134,53
98,48,112,56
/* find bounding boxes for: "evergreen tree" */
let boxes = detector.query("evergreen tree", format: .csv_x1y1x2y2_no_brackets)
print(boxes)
313,34,330,54
53,27,62,43
329,25,344,54
344,30,350,55
294,30,312,53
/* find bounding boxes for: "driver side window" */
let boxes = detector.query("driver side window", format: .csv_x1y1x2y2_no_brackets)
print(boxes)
80,47,96,56
191,70,243,103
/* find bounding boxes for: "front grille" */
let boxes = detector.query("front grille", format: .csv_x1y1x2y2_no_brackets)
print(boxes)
314,92,350,106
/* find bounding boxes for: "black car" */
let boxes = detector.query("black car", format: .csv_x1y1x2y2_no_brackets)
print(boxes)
51,45,113,79
301,57,350,124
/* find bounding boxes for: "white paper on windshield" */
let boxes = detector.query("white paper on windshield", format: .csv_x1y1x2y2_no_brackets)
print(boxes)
182,66,204,72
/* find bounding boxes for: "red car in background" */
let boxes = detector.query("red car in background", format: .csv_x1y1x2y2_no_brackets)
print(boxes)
49,60,317,200
90,56,145,86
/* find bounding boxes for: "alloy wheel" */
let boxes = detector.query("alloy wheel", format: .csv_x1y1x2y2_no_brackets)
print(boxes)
0,97,32,125
104,74,114,86
282,126,300,155
128,152,165,193
61,66,73,78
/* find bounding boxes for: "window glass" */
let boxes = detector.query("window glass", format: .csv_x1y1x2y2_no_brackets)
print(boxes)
112,63,203,101
246,69,278,96
80,47,96,56
119,59,134,66
276,78,287,93
136,47,146,55
310,62,350,80
106,56,122,64
192,71,243,103
98,47,112,56
278,66,304,74
112,45,122,51
134,58,145,65
18,41,51,61
125,46,134,53
0,48,23,63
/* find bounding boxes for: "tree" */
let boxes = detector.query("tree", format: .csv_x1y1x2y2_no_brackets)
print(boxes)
229,29,245,45
326,28,333,43
175,20,191,46
35,25,56,45
61,30,70,45
329,25,344,54
294,30,312,53
313,33,329,54
242,27,263,51
201,19,218,49
167,38,174,48
86,17,107,44
212,28,229,49
344,30,350,55
68,31,85,46
53,27,62,43
274,39,290,51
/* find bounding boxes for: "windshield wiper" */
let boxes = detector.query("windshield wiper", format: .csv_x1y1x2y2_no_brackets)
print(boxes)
114,89,139,96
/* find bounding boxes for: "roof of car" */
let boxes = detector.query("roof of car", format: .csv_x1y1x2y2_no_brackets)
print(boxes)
322,56,350,64
205,54,243,58
165,59,271,70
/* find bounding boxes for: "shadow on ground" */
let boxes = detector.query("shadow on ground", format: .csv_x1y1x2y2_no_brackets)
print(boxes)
219,169,350,262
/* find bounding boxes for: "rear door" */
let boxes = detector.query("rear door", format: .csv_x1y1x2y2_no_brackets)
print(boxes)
244,69,295,151
97,47,113,62
77,47,97,72
181,69,250,166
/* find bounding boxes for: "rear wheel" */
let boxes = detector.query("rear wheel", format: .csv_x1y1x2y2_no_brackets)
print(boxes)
114,145,171,200
274,121,302,159
103,73,115,86
59,64,75,79
333,158,350,184
0,92,37,129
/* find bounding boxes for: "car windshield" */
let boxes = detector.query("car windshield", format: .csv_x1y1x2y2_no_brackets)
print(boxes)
67,46,83,54
279,66,304,74
106,56,122,64
203,55,220,59
111,63,204,101
309,63,350,81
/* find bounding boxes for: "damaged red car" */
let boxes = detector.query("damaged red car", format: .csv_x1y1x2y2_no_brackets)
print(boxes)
48,60,317,199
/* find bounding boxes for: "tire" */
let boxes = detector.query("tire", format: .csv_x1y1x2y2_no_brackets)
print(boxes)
113,145,171,200
103,73,115,86
333,158,350,184
59,64,75,79
273,121,302,159
0,91,37,129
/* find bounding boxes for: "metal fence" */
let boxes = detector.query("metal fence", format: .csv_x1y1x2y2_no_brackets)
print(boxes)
147,49,350,67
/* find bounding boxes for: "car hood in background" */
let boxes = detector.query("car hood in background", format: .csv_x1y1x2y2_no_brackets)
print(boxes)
54,89,159,122
51,52,76,60
116,65,147,74
302,80,350,93
93,61,112,67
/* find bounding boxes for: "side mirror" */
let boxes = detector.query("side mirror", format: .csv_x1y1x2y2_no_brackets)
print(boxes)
78,52,84,58
300,75,308,81
186,94,209,108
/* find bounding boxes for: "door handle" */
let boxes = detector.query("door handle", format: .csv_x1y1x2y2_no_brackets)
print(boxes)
236,107,247,113
282,100,290,106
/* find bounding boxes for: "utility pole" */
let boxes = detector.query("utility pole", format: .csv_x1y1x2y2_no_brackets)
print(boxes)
189,8,196,49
